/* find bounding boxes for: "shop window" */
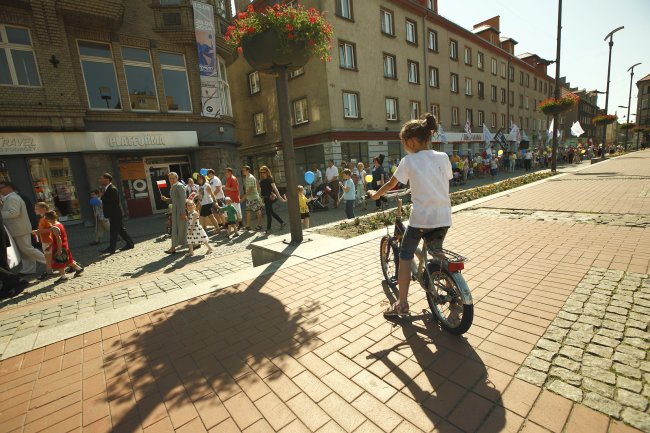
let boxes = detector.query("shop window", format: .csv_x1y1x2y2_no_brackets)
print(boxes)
122,47,159,111
0,25,41,86
294,144,325,179
341,142,368,164
388,141,403,163
78,41,121,110
160,51,192,112
29,158,80,222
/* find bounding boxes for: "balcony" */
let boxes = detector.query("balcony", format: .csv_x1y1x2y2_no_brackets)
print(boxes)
55,0,125,29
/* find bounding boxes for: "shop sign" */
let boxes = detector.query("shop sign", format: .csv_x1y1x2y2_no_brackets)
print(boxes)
91,131,198,151
0,135,38,154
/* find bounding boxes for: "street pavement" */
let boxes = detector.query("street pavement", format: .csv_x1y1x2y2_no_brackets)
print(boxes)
0,153,648,433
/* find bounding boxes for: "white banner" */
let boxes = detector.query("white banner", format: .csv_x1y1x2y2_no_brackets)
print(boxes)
193,1,226,118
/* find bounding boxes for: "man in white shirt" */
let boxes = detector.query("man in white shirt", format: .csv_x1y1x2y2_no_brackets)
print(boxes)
0,182,45,275
207,169,225,226
325,159,339,208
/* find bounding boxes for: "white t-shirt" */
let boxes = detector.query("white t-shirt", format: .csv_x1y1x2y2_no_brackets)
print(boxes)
325,166,338,182
200,183,214,206
210,176,225,200
393,150,452,229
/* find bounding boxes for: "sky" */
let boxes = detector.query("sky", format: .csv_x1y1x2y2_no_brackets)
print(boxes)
230,0,650,123
438,0,650,123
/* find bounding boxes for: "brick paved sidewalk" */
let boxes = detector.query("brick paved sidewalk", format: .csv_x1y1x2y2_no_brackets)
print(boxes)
0,151,647,433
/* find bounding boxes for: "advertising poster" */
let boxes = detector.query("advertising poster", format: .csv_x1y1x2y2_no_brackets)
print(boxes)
193,1,222,118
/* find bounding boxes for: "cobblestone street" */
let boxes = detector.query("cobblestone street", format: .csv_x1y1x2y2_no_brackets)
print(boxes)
0,152,648,433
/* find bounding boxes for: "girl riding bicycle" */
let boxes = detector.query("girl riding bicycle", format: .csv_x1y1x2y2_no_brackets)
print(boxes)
368,113,453,316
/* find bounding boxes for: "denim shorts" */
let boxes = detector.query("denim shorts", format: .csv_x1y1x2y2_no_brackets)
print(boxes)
399,225,448,260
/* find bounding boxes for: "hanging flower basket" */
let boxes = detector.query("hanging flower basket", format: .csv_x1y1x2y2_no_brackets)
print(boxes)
537,94,578,115
619,122,635,130
592,114,618,125
226,3,333,72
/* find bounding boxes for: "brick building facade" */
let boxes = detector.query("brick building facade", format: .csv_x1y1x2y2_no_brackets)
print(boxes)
0,0,236,224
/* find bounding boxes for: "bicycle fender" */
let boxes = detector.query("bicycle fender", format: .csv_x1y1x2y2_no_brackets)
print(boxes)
452,272,473,305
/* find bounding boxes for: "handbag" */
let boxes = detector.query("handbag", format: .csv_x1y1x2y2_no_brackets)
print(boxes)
53,249,69,264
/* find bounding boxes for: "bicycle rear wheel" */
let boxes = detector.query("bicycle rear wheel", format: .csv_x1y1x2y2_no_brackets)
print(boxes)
423,263,473,335
379,235,399,290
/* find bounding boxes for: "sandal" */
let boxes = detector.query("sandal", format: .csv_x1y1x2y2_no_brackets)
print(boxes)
383,302,409,317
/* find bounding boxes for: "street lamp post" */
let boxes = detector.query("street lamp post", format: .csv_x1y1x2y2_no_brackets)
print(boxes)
601,26,624,157
551,0,562,173
624,62,642,151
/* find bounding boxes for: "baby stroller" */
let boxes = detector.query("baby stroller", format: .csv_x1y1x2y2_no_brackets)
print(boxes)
307,184,329,212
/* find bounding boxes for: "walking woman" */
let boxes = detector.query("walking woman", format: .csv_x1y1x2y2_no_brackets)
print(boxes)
44,211,83,282
371,155,387,210
259,166,286,234
196,174,220,233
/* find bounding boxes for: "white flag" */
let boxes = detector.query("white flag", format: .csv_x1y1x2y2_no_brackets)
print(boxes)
510,124,521,144
464,118,472,135
482,123,493,144
437,124,449,145
546,119,554,144
521,129,529,142
570,121,585,137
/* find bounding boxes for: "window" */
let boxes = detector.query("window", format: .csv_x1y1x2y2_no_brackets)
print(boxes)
122,47,158,111
464,47,472,65
501,113,506,128
383,53,396,79
477,51,484,70
289,67,304,79
543,82,548,94
525,96,529,109
336,0,353,20
450,73,458,93
293,98,309,124
491,112,497,128
519,94,523,108
405,20,417,44
339,41,356,70
426,0,434,10
509,66,514,82
519,71,524,85
465,78,472,96
380,9,394,36
534,77,537,90
465,109,473,127
519,116,523,127
430,104,439,119
385,97,398,121
491,58,497,75
500,88,506,104
477,81,484,99
428,66,439,88
0,25,40,86
427,29,438,52
248,71,260,94
491,85,497,102
525,73,530,87
500,62,506,78
341,142,369,164
28,158,80,222
160,51,192,112
343,92,359,118
78,41,121,110
509,90,514,106
449,39,458,60
525,117,529,128
253,112,265,135
451,107,459,125
409,100,420,120
407,60,419,84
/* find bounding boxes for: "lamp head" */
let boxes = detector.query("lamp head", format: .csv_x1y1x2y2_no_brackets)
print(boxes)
604,26,624,41
628,62,642,73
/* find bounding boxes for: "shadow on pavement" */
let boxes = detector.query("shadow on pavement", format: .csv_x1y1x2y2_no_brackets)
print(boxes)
371,282,505,432
106,251,318,432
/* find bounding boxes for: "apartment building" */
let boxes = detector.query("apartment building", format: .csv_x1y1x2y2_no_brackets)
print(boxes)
636,73,650,146
0,0,235,223
554,83,603,147
229,0,555,185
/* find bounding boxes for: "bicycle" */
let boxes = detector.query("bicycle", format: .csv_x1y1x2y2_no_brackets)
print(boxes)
379,195,474,335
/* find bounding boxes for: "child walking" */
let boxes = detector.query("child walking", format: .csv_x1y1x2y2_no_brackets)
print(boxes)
221,197,239,237
90,190,110,246
297,185,312,229
44,211,83,282
340,169,356,219
33,202,55,280
185,199,213,257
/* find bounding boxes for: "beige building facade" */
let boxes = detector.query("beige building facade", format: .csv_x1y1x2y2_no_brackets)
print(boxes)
229,0,556,186
636,73,650,147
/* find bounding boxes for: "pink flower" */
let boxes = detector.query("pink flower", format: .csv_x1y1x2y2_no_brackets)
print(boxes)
248,26,255,33
237,46,243,54
286,23,294,31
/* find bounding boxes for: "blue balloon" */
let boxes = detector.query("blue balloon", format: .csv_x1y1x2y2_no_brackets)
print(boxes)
199,168,208,176
90,197,101,206
304,171,315,184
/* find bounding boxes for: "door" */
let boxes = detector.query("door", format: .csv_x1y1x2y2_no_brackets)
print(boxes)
147,164,170,213
170,163,192,184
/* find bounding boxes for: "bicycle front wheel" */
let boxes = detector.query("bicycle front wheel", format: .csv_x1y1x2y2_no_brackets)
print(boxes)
379,235,399,290
424,263,473,335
